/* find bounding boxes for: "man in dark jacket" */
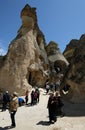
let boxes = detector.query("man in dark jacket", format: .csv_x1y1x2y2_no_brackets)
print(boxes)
2,91,10,111
47,92,57,123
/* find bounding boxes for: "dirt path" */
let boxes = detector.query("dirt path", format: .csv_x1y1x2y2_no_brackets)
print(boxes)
0,89,85,130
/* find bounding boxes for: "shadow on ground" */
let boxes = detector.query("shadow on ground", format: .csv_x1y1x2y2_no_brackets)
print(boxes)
62,100,85,117
0,126,15,130
36,121,62,130
36,121,51,126
0,127,6,130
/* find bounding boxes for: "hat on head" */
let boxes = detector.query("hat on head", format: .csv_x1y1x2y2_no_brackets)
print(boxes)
6,91,8,93
49,92,54,95
13,92,18,96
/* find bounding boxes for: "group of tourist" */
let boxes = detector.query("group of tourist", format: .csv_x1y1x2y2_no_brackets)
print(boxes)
24,87,40,106
0,90,27,128
0,87,40,128
47,90,64,124
30,87,40,105
0,84,64,127
0,91,18,128
45,80,60,94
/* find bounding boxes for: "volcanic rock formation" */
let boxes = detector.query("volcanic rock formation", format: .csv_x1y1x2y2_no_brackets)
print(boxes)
63,34,85,103
0,4,68,95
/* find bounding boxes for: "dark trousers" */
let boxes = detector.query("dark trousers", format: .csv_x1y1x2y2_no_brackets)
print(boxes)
10,111,16,126
48,108,56,122
2,102,7,111
25,96,28,104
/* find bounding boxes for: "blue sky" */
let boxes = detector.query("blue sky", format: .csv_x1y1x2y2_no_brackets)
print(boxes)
0,0,85,55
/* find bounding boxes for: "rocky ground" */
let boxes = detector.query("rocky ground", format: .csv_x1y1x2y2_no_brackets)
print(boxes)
0,89,85,130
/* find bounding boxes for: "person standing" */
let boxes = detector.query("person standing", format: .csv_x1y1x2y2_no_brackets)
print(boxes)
55,79,60,91
25,90,29,105
55,91,64,117
35,87,40,103
9,92,18,127
46,82,50,94
2,91,11,111
47,92,57,123
31,90,35,105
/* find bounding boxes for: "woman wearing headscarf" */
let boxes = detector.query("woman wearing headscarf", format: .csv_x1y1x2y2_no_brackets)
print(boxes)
47,92,57,123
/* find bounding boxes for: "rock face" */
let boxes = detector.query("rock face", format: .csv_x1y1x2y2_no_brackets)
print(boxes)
46,41,69,83
63,35,85,103
0,4,68,95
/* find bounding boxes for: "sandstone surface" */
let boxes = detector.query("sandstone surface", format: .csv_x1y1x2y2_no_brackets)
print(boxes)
63,34,85,103
0,4,68,95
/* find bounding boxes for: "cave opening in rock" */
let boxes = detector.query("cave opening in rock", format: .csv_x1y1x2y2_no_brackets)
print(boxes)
26,71,32,85
29,71,31,84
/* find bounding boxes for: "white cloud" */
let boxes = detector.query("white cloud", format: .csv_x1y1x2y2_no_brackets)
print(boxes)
0,48,7,56
0,40,7,56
